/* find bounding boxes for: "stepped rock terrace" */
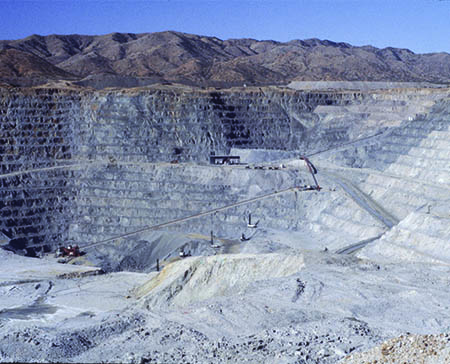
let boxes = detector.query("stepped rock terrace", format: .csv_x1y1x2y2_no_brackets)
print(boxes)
1,82,450,364
1,84,447,256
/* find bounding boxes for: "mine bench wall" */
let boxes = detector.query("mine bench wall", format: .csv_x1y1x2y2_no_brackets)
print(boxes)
2,86,432,252
0,89,81,253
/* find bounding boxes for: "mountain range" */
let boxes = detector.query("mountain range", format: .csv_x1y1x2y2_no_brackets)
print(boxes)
1,31,449,88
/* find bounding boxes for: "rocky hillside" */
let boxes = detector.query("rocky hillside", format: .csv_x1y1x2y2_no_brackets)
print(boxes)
0,31,449,88
0,48,76,86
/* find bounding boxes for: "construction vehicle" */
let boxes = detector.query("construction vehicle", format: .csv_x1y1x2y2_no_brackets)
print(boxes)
179,249,191,258
55,244,81,258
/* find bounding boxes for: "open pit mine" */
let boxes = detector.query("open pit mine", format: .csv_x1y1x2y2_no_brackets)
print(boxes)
1,80,450,363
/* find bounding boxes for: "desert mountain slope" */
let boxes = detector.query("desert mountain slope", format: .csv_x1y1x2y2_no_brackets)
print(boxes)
0,48,75,80
0,31,449,87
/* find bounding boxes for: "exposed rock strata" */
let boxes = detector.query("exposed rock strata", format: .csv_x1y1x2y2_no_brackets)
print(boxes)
0,85,447,254
314,96,450,264
1,84,450,364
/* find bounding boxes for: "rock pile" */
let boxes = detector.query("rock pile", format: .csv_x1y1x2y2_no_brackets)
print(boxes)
340,334,450,364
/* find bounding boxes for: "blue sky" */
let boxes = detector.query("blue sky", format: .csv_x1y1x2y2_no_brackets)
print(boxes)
1,0,449,53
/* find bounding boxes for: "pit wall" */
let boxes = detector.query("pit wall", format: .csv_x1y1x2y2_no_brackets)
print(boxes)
70,163,304,244
0,89,81,253
0,86,442,252
75,87,366,163
0,169,76,254
317,96,450,221
70,163,384,249
0,89,80,173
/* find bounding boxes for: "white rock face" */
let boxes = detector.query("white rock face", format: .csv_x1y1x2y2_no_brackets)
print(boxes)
358,211,450,265
136,253,305,307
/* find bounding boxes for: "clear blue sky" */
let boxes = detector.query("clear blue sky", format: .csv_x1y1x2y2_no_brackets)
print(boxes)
1,0,449,53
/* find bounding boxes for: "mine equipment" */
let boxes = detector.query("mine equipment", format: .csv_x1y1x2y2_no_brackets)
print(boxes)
247,213,259,228
240,233,250,242
56,244,81,258
300,156,321,191
179,249,190,258
209,152,241,165
240,229,259,242
210,230,221,248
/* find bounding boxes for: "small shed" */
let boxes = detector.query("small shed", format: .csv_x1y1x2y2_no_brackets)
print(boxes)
209,154,241,165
